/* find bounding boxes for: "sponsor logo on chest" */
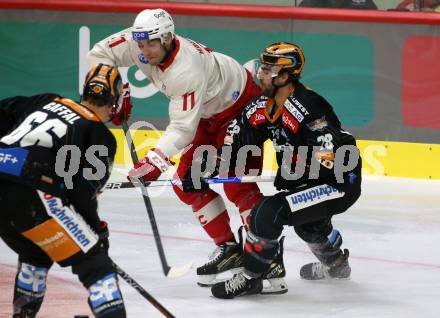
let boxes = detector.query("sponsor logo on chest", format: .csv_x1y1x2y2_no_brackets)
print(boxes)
289,97,310,116
249,110,266,127
282,111,299,134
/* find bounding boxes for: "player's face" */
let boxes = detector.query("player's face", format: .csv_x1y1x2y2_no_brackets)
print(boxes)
136,39,167,66
257,64,277,97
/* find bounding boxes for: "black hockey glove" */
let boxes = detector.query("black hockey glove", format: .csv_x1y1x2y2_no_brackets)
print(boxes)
274,165,308,191
181,150,221,193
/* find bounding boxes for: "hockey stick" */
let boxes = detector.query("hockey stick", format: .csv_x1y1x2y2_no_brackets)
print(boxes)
112,261,175,318
104,175,276,190
121,119,192,278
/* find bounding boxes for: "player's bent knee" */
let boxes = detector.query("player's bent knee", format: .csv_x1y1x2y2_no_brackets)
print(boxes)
248,197,284,239
88,273,126,318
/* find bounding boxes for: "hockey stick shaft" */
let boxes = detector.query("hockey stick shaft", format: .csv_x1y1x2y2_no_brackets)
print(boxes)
112,261,175,318
104,175,276,190
121,120,171,276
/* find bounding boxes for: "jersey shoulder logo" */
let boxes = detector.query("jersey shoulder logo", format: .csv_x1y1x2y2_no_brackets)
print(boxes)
232,90,240,101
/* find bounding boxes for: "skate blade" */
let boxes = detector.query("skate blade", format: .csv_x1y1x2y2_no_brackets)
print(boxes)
167,261,193,278
261,278,288,295
300,275,351,281
197,267,244,287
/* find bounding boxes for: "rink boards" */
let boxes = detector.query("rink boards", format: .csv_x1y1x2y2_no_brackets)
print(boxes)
110,128,440,180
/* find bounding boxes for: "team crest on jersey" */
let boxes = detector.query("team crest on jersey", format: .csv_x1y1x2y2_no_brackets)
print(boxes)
138,53,149,64
282,110,299,134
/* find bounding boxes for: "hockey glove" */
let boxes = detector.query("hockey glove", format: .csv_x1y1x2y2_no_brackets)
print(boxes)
128,148,172,182
273,153,308,191
110,82,133,126
181,150,222,193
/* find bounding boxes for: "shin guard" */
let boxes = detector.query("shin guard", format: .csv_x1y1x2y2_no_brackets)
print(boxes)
13,263,48,318
243,231,279,277
308,229,344,266
88,273,126,318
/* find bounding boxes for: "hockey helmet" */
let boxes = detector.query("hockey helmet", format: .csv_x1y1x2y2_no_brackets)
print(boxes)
82,64,123,107
258,42,305,80
132,9,175,44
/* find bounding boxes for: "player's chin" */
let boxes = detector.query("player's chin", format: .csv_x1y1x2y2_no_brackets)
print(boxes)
261,87,275,97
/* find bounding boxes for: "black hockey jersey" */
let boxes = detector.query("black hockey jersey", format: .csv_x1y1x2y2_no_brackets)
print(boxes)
226,83,361,191
0,93,116,228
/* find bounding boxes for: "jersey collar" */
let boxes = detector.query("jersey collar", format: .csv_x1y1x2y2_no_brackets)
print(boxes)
264,98,284,123
158,38,180,72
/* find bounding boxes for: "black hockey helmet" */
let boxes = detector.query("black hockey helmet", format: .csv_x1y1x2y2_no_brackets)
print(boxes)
259,42,305,80
82,64,123,107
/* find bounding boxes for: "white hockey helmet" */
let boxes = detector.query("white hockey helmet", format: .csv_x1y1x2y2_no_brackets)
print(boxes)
132,9,175,44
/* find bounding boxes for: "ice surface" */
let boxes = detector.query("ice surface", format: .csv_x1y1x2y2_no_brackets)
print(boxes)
1,173,439,317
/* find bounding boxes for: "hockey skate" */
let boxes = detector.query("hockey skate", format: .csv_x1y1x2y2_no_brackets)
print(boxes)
261,236,288,294
211,272,262,299
197,228,244,287
300,248,351,280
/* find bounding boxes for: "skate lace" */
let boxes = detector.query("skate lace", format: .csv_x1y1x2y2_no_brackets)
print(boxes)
225,273,246,294
311,262,329,278
206,245,225,265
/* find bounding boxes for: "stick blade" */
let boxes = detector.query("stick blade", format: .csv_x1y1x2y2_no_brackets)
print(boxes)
166,261,193,278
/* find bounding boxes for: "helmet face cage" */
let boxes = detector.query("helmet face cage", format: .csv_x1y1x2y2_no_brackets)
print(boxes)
256,60,280,80
82,64,122,108
259,42,305,80
132,9,175,45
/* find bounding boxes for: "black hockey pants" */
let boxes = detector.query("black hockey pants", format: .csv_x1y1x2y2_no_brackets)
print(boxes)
244,169,361,275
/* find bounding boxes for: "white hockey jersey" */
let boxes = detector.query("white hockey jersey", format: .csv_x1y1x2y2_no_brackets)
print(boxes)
87,30,248,157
